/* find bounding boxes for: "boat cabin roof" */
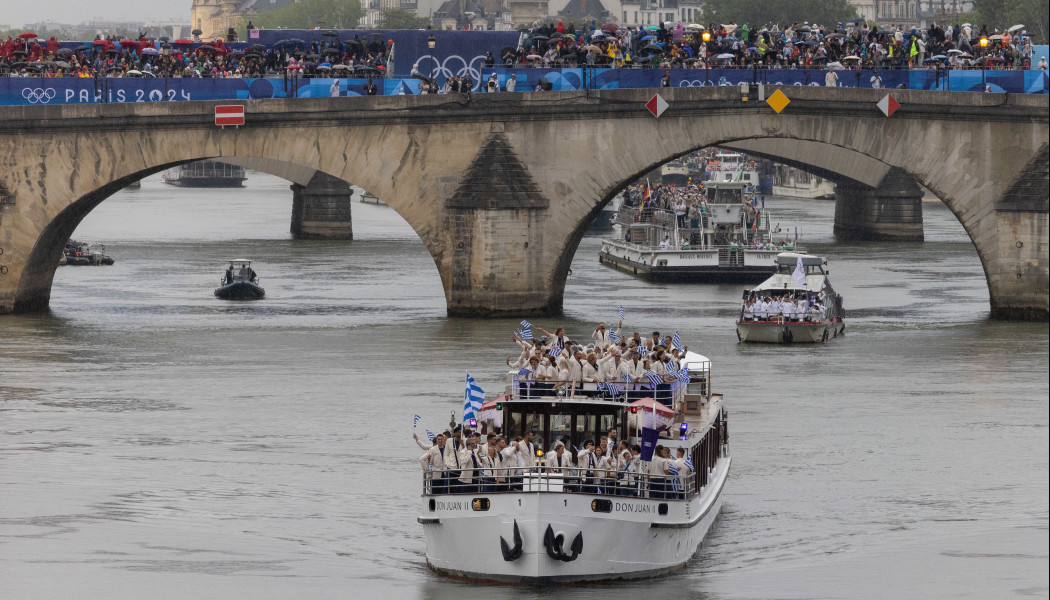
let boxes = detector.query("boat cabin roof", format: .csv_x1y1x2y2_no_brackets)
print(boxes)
228,259,253,265
776,252,824,267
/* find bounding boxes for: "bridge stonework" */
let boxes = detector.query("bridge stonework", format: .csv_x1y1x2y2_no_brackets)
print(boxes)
0,87,1046,319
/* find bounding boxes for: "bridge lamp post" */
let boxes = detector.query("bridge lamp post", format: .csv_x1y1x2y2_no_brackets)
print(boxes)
427,35,436,82
702,31,711,85
979,37,989,90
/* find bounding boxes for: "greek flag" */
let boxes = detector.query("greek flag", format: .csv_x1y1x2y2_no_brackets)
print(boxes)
667,463,681,491
463,373,485,422
609,330,621,343
517,367,532,378
597,382,609,393
684,455,694,471
426,429,437,441
413,414,421,428
621,373,631,382
665,363,679,378
547,347,561,358
677,369,691,383
619,306,625,321
644,370,663,387
520,319,532,329
672,331,683,352
518,328,533,341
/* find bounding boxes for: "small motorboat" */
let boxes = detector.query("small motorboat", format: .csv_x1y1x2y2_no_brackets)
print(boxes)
214,259,265,300
60,239,114,266
735,252,845,343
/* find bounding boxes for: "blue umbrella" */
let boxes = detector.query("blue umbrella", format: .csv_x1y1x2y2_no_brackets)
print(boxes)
319,62,332,68
641,35,655,42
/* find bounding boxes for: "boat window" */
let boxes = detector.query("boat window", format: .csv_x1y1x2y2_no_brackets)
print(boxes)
507,412,523,436
599,414,617,433
549,413,571,440
525,413,544,451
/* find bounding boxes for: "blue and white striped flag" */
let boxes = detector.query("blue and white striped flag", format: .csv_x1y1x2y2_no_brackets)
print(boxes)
619,306,625,321
644,370,663,387
665,363,679,378
547,347,561,358
667,463,681,491
608,330,621,343
520,319,532,330
517,367,532,378
684,455,694,471
668,463,679,476
621,373,631,382
677,369,690,383
464,373,485,422
597,381,609,393
413,414,421,428
425,429,437,441
518,328,533,341
672,331,683,352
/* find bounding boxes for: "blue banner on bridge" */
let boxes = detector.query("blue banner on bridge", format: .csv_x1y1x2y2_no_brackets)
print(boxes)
2,68,1045,106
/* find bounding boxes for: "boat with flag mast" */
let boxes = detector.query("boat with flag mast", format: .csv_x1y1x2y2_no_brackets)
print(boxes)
417,317,730,583
736,252,845,344
599,179,800,283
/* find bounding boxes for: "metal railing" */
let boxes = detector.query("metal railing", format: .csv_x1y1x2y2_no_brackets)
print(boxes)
423,465,698,500
507,373,710,405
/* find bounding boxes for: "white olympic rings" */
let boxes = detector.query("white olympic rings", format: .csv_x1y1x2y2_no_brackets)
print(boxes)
22,87,57,104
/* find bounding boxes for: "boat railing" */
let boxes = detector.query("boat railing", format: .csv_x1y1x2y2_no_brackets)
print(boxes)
508,376,706,405
423,406,728,500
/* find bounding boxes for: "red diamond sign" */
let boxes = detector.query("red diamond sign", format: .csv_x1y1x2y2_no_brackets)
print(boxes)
877,94,899,117
645,94,668,118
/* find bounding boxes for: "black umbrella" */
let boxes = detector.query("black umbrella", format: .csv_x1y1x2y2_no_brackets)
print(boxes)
55,48,72,57
306,53,320,60
355,65,378,73
191,29,203,36
501,46,517,61
640,44,664,54
275,38,306,47
74,44,91,52
322,30,339,37
250,43,266,52
244,52,262,59
323,47,340,54
849,17,865,24
55,60,71,69
159,36,169,42
531,35,549,41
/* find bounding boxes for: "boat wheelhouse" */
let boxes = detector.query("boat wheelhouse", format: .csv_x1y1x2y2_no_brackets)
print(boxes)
419,351,730,583
706,152,758,186
736,252,845,344
599,181,800,283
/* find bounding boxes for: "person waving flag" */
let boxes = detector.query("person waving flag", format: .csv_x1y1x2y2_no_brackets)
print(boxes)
463,373,485,422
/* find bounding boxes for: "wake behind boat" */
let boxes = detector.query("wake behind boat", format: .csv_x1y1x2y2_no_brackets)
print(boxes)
214,260,265,300
736,252,845,343
418,327,729,583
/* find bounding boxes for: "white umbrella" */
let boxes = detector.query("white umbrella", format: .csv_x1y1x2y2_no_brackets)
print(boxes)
1007,24,1024,32
947,49,963,54
716,53,735,59
842,55,861,60
828,61,844,70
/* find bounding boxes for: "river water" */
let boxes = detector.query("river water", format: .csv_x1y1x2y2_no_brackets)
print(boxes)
1,173,1047,600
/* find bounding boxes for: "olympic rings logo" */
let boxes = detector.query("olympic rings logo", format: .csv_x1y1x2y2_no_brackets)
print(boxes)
22,87,57,104
416,54,488,90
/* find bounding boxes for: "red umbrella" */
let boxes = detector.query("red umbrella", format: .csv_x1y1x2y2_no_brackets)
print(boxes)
119,39,138,48
173,39,194,45
92,39,108,46
19,32,38,39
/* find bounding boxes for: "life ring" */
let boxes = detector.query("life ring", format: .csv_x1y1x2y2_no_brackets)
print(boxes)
783,328,793,344
821,329,829,343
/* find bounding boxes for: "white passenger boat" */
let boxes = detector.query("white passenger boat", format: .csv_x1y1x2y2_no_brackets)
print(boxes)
706,152,759,186
736,252,845,344
163,160,246,187
599,181,800,283
419,350,730,583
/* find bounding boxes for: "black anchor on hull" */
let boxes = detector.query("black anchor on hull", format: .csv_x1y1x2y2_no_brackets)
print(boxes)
543,524,583,562
500,519,523,561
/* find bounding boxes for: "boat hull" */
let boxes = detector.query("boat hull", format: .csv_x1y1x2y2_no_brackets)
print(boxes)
599,248,776,284
214,281,265,300
736,319,844,343
162,177,245,188
421,457,730,584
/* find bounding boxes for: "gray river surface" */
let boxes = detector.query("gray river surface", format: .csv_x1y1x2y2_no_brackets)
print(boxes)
1,173,1047,600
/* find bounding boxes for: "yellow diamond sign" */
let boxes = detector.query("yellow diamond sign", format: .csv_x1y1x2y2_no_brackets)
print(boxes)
766,89,790,114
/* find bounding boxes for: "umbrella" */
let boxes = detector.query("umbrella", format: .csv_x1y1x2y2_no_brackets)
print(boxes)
306,53,321,60
141,47,159,55
583,44,601,53
159,36,170,42
105,49,119,55
799,26,811,32
191,29,203,36
842,55,861,60
590,31,606,39
931,54,947,59
323,47,340,55
645,26,661,31
275,38,307,47
716,53,735,59
959,52,973,58
11,49,27,56
119,39,138,47
1007,24,1024,33
303,61,317,68
92,39,108,46
849,17,865,24
601,23,618,33
55,48,72,57
828,61,844,69
531,34,549,41
500,46,517,61
74,45,91,52
355,65,378,73
989,34,1003,40
641,35,655,42
332,64,352,70
25,62,45,71
627,397,676,420
322,30,339,37
317,64,332,70
525,54,543,61
173,39,193,45
686,24,703,31
197,45,220,52
947,49,963,54
244,53,262,59
987,56,1005,63
811,55,828,62
19,32,37,39
250,43,266,52
804,40,819,46
640,45,664,54
126,69,142,76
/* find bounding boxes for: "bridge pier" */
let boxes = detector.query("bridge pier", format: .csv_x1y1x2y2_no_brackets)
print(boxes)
833,168,924,242
290,172,353,240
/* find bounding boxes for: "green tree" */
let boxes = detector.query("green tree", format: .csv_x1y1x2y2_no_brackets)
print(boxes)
701,0,856,30
971,0,1047,43
376,8,433,29
252,0,364,30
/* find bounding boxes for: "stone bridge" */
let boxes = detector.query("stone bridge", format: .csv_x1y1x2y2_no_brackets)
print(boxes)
0,86,1046,319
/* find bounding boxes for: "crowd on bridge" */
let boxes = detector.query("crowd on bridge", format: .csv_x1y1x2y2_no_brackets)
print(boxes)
0,31,392,79
2,18,1044,80
515,20,1045,71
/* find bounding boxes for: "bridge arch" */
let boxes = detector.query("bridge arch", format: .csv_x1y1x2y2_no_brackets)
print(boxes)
0,87,1045,319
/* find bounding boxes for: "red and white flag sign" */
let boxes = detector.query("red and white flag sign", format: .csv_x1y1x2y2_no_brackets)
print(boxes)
877,94,899,117
215,105,245,126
